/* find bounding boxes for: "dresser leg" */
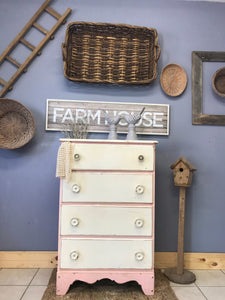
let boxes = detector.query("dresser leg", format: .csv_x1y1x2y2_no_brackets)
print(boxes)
56,272,73,296
138,273,154,295
141,284,154,295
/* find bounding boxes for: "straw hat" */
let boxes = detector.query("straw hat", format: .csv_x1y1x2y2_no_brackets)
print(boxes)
0,98,35,149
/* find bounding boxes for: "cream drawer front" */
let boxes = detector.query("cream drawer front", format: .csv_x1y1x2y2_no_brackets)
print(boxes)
60,238,153,269
60,205,153,236
72,143,154,171
62,172,153,203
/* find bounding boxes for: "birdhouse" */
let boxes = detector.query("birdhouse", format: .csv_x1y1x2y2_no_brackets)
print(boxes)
170,157,197,187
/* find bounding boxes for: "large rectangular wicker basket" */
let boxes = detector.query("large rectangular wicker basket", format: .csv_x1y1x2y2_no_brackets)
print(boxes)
62,22,161,85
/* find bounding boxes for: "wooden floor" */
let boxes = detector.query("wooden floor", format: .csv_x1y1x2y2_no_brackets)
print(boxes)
0,251,225,269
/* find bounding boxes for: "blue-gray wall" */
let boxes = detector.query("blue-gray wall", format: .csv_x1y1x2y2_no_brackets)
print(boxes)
0,0,225,252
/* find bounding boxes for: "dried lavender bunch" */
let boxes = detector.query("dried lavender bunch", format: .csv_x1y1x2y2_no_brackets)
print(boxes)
61,119,88,139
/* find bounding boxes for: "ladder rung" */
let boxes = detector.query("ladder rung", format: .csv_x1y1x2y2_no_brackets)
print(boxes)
0,78,7,86
20,38,35,50
33,22,48,35
6,56,21,68
45,6,61,20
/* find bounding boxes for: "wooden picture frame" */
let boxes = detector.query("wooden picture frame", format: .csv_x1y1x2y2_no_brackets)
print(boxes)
192,51,225,125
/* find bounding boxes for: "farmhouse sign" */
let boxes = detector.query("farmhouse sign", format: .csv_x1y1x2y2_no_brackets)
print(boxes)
46,99,169,135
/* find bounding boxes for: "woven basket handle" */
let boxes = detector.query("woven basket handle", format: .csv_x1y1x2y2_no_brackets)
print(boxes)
155,44,161,62
62,43,67,61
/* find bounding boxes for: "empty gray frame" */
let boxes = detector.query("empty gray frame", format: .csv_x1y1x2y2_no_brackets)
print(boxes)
192,51,225,125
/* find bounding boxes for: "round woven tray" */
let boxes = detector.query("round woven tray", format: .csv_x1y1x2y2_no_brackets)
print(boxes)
212,67,225,98
160,63,187,97
0,98,35,149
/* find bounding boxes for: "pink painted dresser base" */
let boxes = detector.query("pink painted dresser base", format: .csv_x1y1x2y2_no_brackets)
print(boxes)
56,269,154,296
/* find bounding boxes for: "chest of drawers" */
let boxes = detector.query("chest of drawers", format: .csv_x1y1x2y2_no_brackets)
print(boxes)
56,139,158,295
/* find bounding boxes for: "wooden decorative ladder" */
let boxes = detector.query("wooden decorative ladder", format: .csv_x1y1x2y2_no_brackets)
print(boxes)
0,0,72,97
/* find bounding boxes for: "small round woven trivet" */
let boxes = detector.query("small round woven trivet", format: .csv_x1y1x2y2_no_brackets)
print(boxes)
160,63,187,97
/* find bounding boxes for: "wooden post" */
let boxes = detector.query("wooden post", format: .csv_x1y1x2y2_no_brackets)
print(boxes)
177,186,186,275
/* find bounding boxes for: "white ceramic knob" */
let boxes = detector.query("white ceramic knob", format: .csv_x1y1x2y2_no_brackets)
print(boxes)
70,251,79,260
135,185,145,194
72,184,80,193
74,153,80,161
135,252,144,261
135,219,144,228
70,217,79,227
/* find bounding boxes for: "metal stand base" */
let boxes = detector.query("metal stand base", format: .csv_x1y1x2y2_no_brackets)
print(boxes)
164,268,196,284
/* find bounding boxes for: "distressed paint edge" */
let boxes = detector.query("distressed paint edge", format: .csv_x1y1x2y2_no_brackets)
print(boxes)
46,98,171,108
199,114,225,125
197,51,225,62
1,251,225,269
192,51,203,124
45,98,50,131
166,104,170,135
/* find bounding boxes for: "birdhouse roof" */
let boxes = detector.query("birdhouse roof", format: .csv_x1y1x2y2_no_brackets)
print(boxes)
170,157,197,171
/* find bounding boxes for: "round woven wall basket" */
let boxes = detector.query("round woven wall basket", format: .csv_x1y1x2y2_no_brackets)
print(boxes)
212,67,225,98
0,98,35,149
160,63,187,97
